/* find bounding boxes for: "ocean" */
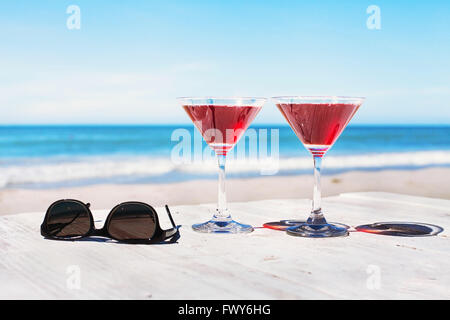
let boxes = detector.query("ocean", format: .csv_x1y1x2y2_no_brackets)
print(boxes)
0,125,449,189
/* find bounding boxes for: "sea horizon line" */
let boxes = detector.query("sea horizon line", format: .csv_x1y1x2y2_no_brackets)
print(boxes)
0,123,449,128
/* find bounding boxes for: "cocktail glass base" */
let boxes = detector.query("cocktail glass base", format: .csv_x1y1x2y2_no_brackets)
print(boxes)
286,222,349,238
192,220,254,234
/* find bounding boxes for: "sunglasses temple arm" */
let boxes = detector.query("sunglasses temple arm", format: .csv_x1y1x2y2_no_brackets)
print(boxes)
165,205,177,229
161,205,179,240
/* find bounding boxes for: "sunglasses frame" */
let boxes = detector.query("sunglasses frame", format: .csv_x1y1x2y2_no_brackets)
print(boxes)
41,199,179,244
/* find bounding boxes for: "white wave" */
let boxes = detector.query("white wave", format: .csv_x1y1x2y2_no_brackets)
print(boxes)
0,157,175,188
178,150,450,174
0,151,450,188
278,150,450,170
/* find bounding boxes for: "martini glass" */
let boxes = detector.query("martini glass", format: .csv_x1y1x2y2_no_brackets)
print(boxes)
273,96,365,238
178,97,266,233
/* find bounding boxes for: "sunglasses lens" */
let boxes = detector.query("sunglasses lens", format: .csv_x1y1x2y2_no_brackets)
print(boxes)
107,203,156,240
46,201,91,237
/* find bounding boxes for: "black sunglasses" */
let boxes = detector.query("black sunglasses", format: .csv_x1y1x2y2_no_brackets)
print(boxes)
41,199,179,244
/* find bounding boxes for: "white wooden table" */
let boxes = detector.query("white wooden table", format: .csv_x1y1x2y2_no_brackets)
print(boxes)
0,192,449,299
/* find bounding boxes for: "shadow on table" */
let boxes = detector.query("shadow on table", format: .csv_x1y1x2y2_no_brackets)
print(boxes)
260,220,444,237
260,220,307,231
354,222,443,237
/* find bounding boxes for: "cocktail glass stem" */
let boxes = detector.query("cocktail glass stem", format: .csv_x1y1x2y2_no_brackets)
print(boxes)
213,154,231,222
307,156,327,225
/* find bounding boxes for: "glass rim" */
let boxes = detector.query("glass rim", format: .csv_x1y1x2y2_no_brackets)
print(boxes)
271,95,366,102
177,96,267,100
177,96,267,105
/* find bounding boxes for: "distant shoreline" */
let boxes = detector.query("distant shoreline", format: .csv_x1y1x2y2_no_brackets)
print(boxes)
0,152,450,189
1,167,449,215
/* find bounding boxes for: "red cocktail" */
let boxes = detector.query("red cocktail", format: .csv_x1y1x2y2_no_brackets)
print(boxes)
179,97,266,233
277,102,360,157
273,96,365,237
183,104,261,155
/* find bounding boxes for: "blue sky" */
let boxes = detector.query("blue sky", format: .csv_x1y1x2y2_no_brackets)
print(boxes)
0,0,449,124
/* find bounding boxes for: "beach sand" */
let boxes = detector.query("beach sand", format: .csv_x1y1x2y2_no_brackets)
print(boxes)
0,167,449,216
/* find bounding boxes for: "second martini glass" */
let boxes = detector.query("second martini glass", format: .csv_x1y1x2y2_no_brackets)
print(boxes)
273,96,365,238
179,97,266,233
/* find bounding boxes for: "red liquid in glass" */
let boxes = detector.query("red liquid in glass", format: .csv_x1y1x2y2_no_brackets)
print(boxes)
183,105,261,155
277,103,360,157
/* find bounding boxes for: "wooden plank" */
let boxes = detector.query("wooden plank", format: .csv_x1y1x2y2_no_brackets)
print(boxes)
0,192,449,299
